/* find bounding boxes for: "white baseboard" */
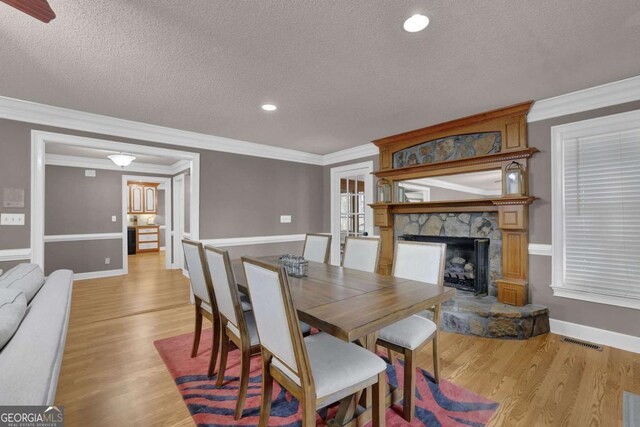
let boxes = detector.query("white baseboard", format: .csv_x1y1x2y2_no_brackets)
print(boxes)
74,269,126,281
550,318,640,354
160,246,166,251
182,268,189,278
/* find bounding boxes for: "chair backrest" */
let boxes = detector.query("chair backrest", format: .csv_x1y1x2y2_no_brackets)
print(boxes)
182,239,214,305
203,245,242,328
302,233,331,264
242,257,312,388
393,241,446,285
341,236,381,273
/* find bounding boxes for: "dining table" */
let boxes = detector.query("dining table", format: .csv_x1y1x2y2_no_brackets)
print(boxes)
231,255,456,426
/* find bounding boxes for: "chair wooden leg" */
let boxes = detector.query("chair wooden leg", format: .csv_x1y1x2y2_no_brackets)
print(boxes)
402,348,415,422
191,309,202,358
372,371,386,427
259,354,273,427
216,335,230,387
207,315,220,377
386,348,394,364
433,334,440,384
234,346,251,420
301,397,316,427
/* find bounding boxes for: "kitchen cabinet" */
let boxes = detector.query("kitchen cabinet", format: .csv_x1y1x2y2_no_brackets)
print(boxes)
136,225,160,252
128,182,158,214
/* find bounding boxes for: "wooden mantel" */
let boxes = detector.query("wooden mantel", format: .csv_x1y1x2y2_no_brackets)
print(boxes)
369,101,537,306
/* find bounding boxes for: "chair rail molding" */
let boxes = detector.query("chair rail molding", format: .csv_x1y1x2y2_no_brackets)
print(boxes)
201,234,307,247
528,243,552,256
44,232,124,242
0,248,32,262
550,318,640,354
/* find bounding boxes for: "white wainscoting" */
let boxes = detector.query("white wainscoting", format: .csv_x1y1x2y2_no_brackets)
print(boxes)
0,248,32,262
550,319,640,354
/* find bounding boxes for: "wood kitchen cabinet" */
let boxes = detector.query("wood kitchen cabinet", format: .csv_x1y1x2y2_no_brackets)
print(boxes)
128,182,159,214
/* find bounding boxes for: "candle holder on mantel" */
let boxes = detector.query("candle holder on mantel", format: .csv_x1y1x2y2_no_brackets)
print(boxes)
504,161,525,196
376,179,392,203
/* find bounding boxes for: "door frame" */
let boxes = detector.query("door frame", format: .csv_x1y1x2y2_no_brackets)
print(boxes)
329,161,374,265
172,173,186,273
122,175,172,271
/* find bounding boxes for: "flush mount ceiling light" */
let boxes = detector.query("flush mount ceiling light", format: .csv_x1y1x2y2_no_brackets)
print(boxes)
261,104,277,112
107,153,136,167
403,14,429,32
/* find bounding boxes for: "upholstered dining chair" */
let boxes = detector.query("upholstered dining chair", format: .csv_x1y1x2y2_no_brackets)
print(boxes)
341,236,381,273
376,240,446,421
182,239,220,378
203,245,261,419
242,257,387,427
302,233,332,264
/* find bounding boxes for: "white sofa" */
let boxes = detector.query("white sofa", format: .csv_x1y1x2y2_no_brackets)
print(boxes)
0,265,73,405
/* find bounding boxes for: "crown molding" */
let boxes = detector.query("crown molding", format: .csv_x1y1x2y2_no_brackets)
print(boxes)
0,96,324,165
321,143,378,166
528,74,640,122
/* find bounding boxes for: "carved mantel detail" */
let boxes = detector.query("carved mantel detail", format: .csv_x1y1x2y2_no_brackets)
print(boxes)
369,101,537,306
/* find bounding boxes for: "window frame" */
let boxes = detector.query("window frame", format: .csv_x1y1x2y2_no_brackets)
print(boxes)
551,109,640,310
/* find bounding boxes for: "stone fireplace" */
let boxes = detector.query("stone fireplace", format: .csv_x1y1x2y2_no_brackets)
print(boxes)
395,212,502,296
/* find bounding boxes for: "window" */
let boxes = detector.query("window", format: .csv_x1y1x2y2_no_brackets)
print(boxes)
552,110,640,309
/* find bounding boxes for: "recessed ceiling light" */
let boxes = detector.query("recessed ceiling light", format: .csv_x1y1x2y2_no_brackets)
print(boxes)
403,14,429,33
261,104,277,112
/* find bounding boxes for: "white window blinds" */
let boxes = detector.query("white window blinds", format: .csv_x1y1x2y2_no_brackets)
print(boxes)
561,129,640,301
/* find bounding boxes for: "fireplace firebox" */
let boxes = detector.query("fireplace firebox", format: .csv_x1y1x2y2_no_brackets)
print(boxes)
400,235,490,295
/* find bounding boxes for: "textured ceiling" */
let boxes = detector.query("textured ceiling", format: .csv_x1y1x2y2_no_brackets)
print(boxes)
1,1,639,154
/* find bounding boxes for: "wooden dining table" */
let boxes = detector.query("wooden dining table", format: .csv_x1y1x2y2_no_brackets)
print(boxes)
231,255,455,426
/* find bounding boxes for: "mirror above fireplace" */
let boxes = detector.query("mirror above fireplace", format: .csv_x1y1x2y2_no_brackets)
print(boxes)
394,169,502,203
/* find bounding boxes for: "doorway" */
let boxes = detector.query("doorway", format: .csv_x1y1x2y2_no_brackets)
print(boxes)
330,161,374,265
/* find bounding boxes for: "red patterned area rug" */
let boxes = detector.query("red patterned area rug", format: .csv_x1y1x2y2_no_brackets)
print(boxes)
154,330,498,426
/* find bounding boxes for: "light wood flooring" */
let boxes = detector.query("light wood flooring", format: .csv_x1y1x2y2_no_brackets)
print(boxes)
56,252,639,426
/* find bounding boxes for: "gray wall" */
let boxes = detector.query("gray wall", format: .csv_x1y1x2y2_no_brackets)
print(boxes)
0,117,324,274
527,100,640,337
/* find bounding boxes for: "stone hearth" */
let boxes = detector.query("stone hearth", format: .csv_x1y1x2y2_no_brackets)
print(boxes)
422,292,550,339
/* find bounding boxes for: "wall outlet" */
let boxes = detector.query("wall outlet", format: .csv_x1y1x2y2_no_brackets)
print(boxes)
111,215,117,222
105,258,111,265
85,169,96,177
0,213,25,225
280,215,292,224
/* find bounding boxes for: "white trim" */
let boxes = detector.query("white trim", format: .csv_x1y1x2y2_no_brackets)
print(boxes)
201,234,306,247
551,109,640,310
74,269,126,281
0,248,32,262
550,319,640,354
32,131,200,272
45,153,182,175
550,286,640,310
330,161,375,265
173,174,186,270
528,243,552,256
528,74,640,122
321,143,378,166
160,246,166,251
0,96,324,165
44,233,123,242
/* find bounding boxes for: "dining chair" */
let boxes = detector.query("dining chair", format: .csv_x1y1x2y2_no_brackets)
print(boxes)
341,236,381,273
203,245,261,419
302,233,332,264
376,240,446,422
182,239,220,378
242,257,387,427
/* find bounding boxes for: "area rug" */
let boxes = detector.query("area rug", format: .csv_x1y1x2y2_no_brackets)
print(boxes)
154,330,498,426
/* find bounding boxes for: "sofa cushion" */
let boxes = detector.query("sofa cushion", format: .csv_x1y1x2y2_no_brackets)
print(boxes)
0,263,45,303
0,288,27,350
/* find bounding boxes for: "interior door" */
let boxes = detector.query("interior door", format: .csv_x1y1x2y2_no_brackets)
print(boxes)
331,162,374,265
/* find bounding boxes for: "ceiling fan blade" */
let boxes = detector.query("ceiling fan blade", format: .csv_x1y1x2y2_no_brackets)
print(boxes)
1,0,56,23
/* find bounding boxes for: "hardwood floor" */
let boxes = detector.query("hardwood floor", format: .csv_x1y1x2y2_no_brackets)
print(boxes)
56,252,639,426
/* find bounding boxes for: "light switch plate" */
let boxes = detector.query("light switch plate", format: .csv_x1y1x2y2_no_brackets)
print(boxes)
85,170,96,177
1,213,25,225
105,258,110,265
280,215,292,223
111,215,117,222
